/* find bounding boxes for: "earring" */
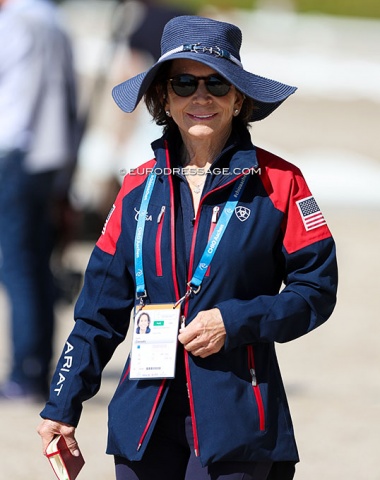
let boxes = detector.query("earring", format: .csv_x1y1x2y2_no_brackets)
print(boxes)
234,109,239,116
165,110,171,117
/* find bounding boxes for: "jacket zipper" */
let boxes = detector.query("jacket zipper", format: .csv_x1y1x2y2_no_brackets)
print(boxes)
120,363,131,385
182,203,203,457
183,227,200,456
247,345,266,431
137,379,167,450
155,206,166,276
183,176,248,458
135,144,180,453
120,361,166,452
164,141,181,302
184,347,199,456
145,145,253,456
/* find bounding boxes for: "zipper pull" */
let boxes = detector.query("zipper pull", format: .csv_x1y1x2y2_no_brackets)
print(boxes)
157,205,166,223
211,206,220,223
250,368,257,387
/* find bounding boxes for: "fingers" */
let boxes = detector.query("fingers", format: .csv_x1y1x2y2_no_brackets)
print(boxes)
64,435,81,457
37,419,80,456
178,308,226,358
186,336,225,358
37,419,61,453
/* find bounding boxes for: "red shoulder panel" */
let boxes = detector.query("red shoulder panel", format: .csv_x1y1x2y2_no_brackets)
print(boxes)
96,159,156,255
257,148,332,254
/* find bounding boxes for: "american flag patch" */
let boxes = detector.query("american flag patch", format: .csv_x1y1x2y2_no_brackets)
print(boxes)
296,196,327,231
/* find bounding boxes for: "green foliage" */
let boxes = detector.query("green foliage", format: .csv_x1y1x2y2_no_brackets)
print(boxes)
163,0,380,18
294,0,380,19
162,0,257,12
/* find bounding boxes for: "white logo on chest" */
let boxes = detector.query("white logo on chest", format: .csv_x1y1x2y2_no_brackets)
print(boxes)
134,207,153,222
235,206,251,222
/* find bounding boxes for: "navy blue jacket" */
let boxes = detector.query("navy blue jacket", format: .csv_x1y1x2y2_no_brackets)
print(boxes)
41,129,338,466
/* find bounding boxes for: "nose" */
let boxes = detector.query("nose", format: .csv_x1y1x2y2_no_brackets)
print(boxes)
193,80,211,101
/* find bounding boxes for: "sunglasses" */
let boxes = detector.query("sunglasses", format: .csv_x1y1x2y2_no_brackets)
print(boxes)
169,74,231,97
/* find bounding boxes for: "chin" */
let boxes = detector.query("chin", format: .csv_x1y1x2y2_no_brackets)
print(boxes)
187,125,215,138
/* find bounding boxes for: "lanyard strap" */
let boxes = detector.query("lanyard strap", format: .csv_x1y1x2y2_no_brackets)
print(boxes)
134,171,157,299
189,174,249,290
134,171,249,301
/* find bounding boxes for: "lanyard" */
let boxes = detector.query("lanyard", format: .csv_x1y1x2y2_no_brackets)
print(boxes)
134,171,249,304
134,171,157,300
188,173,249,291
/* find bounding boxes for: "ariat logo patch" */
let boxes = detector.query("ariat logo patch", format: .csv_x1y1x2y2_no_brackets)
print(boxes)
235,206,251,222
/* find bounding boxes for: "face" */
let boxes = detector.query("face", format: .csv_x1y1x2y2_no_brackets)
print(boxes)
138,314,149,329
165,59,244,144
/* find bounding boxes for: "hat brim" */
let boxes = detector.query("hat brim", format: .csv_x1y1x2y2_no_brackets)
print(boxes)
112,52,297,122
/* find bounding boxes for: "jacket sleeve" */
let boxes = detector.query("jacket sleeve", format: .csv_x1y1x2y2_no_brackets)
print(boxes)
217,237,337,349
216,151,338,350
40,247,135,426
40,181,136,426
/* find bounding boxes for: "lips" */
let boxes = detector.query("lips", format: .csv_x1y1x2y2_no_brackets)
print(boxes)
188,113,216,120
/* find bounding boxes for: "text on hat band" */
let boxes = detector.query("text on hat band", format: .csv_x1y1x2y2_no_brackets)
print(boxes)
159,43,243,68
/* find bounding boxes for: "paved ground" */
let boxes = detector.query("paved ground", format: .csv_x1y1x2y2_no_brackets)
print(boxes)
1,3,379,479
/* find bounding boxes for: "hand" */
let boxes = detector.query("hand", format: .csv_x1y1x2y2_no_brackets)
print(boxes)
178,308,226,358
37,419,81,457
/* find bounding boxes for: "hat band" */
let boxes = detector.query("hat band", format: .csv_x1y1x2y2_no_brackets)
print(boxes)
159,43,243,68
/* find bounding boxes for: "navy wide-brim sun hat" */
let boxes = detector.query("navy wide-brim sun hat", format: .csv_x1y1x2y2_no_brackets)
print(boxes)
112,15,297,122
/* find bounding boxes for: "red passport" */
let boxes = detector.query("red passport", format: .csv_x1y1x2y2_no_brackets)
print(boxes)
46,435,85,480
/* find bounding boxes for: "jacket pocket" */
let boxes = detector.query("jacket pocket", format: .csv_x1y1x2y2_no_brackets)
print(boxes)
155,206,165,276
247,345,266,431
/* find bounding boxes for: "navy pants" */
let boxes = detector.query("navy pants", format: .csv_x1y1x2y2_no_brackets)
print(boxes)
0,151,57,395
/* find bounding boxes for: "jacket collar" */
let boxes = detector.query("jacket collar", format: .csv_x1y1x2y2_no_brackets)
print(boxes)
150,127,259,180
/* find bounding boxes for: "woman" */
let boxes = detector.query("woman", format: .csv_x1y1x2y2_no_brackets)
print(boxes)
136,312,151,334
38,15,338,480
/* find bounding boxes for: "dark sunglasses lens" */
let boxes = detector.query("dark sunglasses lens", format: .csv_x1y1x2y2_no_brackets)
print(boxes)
206,76,231,96
170,74,231,97
170,75,197,97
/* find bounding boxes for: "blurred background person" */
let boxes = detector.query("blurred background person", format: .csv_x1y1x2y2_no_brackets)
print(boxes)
71,0,194,235
126,0,192,62
0,0,78,401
